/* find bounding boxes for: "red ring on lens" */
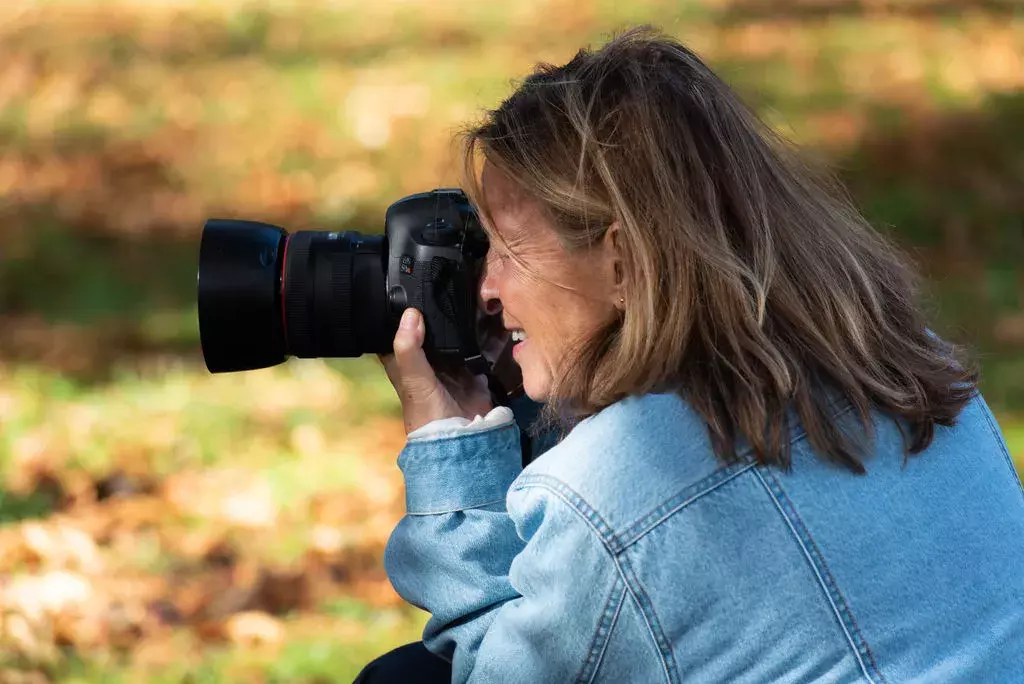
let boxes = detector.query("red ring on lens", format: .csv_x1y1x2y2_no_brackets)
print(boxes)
280,234,292,351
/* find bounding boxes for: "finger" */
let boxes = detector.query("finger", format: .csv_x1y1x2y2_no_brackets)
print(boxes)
376,351,398,384
379,354,400,388
391,309,439,399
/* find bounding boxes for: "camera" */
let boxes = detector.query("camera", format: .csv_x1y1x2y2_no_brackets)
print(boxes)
197,188,494,376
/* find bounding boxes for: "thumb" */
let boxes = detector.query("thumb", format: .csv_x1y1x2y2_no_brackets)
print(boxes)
391,308,438,397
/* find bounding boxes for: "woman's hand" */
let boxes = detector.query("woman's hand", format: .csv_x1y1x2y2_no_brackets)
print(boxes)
378,308,498,435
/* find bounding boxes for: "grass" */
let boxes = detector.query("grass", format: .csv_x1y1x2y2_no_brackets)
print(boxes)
0,357,420,681
1,0,1023,680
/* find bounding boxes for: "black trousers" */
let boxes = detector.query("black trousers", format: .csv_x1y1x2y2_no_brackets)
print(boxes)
353,641,453,683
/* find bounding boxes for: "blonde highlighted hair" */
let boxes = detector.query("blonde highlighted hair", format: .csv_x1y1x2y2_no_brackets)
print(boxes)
460,27,977,472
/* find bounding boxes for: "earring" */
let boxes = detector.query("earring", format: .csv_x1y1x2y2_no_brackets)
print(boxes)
618,297,625,304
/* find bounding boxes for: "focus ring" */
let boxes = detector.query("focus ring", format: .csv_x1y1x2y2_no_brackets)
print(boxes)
283,232,314,357
327,250,354,355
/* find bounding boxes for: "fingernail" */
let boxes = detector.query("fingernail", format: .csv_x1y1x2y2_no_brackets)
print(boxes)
400,309,418,330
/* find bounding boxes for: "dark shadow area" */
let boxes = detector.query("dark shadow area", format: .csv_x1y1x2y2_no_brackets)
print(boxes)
0,216,380,383
0,124,382,382
0,473,65,524
0,490,61,524
716,0,1022,25
837,91,1024,407
842,92,1024,258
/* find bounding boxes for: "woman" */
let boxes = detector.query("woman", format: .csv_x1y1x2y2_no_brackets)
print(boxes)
357,28,1024,683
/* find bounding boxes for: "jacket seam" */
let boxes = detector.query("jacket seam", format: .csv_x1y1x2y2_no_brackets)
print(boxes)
612,403,858,552
512,476,678,683
753,466,887,684
614,552,680,684
615,462,757,552
512,475,620,547
577,577,627,684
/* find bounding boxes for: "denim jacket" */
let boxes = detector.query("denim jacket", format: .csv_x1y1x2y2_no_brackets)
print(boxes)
383,391,1024,683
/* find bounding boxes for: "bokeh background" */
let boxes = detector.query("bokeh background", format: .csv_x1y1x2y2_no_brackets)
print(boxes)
0,0,1021,681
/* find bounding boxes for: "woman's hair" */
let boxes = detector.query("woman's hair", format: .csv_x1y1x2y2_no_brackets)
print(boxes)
459,26,978,473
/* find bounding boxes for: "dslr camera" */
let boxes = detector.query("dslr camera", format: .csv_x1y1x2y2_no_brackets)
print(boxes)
197,188,499,379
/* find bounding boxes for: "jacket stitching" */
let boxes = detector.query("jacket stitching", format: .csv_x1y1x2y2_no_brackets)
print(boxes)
513,475,621,547
610,403,859,552
753,467,886,684
614,552,680,684
586,584,627,684
512,477,676,682
508,401,863,683
577,577,626,684
615,462,756,552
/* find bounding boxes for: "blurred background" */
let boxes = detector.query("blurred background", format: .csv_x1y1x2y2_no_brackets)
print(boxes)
0,0,1021,681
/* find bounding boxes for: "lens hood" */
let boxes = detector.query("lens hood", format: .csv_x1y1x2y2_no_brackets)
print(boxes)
198,219,288,372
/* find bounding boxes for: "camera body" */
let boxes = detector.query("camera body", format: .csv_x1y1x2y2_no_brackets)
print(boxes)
197,188,492,375
383,189,490,372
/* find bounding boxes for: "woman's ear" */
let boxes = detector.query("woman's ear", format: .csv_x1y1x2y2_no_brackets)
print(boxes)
603,222,626,308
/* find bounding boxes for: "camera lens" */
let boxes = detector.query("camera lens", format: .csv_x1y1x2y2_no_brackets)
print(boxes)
198,189,490,375
197,221,390,373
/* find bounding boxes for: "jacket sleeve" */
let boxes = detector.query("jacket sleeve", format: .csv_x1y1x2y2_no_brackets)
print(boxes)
383,422,624,683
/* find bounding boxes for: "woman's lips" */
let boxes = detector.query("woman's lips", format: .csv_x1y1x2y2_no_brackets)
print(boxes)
512,339,527,359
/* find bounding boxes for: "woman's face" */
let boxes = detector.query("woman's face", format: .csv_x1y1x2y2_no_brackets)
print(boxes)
477,164,620,402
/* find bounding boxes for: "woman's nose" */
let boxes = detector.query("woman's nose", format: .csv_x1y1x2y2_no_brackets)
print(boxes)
479,295,502,316
478,264,502,316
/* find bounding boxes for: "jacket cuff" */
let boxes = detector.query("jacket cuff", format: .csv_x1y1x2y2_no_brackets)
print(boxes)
397,421,522,515
406,406,515,441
